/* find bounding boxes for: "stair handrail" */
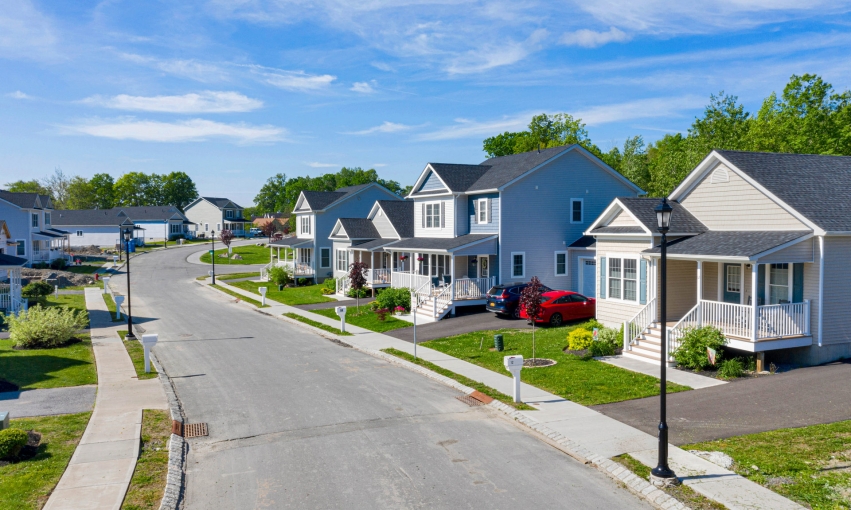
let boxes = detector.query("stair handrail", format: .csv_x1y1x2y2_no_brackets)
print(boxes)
433,284,452,318
623,298,656,351
667,301,701,359
260,261,274,281
411,281,431,313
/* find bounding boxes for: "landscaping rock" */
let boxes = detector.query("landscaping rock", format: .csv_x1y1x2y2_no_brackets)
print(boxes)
21,268,95,288
686,450,734,469
232,254,243,260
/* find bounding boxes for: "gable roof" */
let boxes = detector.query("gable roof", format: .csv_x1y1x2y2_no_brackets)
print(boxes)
53,206,187,226
0,191,51,210
296,182,398,212
375,200,414,238
426,164,491,193
0,252,28,267
336,218,380,239
616,197,707,234
643,230,811,260
186,197,242,210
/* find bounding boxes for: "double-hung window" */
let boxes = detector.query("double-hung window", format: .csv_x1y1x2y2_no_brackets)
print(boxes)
570,199,583,224
16,240,25,257
76,230,83,237
226,210,233,219
32,213,39,228
300,216,311,235
769,263,790,304
554,252,567,276
607,257,638,302
336,249,348,271
424,203,441,228
44,212,51,225
511,252,525,279
726,266,741,293
320,248,330,268
476,198,488,224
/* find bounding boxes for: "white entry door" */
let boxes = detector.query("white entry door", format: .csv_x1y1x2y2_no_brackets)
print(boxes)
581,259,596,297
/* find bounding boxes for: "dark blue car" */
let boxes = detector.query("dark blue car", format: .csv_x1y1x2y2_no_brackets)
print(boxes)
486,282,552,319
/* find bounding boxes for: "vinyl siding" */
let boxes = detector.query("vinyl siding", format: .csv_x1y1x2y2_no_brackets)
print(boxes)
681,164,808,230
499,150,641,291
702,261,719,301
332,241,351,277
0,204,32,260
419,171,447,193
468,193,499,234
594,238,650,328
455,195,468,236
661,259,697,320
68,226,124,248
757,238,814,264
371,209,398,238
821,236,851,345
184,200,224,233
413,197,454,238
453,238,498,256
609,210,641,227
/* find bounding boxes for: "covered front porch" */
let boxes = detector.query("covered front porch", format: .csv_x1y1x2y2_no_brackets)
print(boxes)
262,237,315,281
32,229,71,264
0,254,27,314
333,243,393,296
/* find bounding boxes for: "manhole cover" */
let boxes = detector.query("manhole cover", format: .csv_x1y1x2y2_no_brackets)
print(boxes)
456,395,485,407
184,423,208,438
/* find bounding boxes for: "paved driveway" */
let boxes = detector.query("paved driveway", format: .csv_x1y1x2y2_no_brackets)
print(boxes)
592,360,851,445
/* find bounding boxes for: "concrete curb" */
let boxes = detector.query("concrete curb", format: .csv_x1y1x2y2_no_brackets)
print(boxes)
151,351,186,510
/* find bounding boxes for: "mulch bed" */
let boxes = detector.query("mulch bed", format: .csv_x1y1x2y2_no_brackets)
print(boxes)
0,379,20,393
523,358,557,368
563,347,624,357
0,430,42,466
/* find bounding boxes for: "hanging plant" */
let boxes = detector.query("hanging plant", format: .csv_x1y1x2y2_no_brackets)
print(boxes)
416,256,424,262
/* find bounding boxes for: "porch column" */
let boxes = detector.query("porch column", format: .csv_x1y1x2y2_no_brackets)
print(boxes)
696,260,703,326
751,263,759,341
450,256,456,300
740,263,745,305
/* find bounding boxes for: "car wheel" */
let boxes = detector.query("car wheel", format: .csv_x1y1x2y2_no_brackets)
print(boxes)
549,313,562,327
512,307,521,319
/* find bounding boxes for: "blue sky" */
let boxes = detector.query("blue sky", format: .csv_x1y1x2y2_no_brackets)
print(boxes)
3,1,851,207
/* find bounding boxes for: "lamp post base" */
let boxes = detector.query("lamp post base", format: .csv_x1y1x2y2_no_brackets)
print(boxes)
650,471,680,488
125,332,136,340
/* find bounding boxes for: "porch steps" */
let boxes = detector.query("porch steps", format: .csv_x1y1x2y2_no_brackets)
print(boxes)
623,323,676,367
413,298,452,321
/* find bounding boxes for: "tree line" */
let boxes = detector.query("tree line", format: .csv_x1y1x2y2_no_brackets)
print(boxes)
4,170,198,210
483,74,851,196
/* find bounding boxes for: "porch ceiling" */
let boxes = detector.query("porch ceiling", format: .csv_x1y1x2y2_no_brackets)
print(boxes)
385,234,497,254
643,230,811,259
269,237,312,248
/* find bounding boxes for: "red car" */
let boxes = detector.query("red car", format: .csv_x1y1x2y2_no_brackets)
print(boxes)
520,290,596,326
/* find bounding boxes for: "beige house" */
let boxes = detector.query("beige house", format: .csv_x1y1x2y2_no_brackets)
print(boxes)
588,150,851,368
183,197,248,238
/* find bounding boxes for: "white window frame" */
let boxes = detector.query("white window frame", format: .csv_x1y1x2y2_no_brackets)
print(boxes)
32,213,39,228
424,202,441,229
604,253,640,303
554,251,568,276
319,247,331,268
300,216,311,235
767,263,793,305
570,198,584,224
336,249,349,272
16,239,26,257
76,230,83,237
476,198,489,224
170,223,181,234
204,223,209,232
510,251,525,279
726,265,741,293
216,223,221,232
226,209,233,219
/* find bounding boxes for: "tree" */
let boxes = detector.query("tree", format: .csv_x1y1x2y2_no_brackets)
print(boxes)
348,261,368,312
260,220,278,242
219,230,234,263
89,173,115,209
42,168,72,209
5,179,50,195
254,173,288,215
161,171,198,210
114,172,153,207
483,131,530,158
520,276,544,362
66,176,95,210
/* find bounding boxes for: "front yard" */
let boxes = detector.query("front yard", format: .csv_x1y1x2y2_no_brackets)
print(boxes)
0,335,96,390
199,245,271,265
311,307,410,333
423,322,691,406
684,420,851,509
227,281,333,306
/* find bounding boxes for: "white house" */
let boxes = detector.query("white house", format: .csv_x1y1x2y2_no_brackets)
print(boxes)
53,206,193,247
0,191,70,266
0,220,27,314
184,197,248,238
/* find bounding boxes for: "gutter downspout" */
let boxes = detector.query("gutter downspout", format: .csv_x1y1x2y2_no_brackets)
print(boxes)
497,192,502,285
818,235,825,347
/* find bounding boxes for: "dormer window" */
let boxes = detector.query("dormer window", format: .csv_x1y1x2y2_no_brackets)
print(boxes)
301,216,311,235
32,213,39,228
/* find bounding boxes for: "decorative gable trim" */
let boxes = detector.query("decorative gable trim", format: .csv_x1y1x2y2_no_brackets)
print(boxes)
408,164,452,198
585,198,652,236
293,192,312,212
329,219,349,239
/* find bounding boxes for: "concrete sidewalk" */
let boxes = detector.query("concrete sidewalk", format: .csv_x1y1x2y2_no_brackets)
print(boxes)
210,279,802,510
44,288,167,510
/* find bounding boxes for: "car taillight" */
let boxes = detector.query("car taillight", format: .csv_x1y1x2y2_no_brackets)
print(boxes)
500,291,508,298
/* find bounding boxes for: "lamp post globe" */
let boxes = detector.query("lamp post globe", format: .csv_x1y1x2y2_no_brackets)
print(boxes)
123,228,136,340
651,197,677,485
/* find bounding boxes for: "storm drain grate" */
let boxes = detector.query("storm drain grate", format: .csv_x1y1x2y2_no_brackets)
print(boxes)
456,395,485,407
183,423,208,438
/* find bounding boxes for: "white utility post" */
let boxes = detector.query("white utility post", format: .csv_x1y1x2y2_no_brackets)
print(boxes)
54,285,59,299
113,255,119,265
413,294,418,359
114,295,124,319
504,355,524,403
335,306,347,333
141,334,158,373
102,276,110,294
259,287,267,306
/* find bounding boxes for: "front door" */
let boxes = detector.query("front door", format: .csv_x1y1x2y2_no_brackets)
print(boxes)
478,256,488,279
723,263,741,304
581,259,596,297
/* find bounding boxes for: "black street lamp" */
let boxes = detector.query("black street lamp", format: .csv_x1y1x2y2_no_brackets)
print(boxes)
123,228,136,340
651,197,677,486
211,230,216,285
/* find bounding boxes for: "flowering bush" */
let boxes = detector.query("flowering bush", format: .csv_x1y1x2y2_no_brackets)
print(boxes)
567,329,594,351
4,305,88,349
394,306,406,314
375,308,390,321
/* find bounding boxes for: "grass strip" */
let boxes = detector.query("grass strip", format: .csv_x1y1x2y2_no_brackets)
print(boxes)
283,312,353,336
117,330,157,380
684,420,851,509
0,334,96,389
199,245,272,265
311,307,410,332
228,280,333,306
382,347,536,411
423,323,691,406
103,292,125,322
217,272,261,280
121,410,171,510
210,284,268,308
612,454,726,510
0,412,92,510
195,275,209,281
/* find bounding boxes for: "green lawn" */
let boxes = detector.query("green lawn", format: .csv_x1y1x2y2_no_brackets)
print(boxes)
103,293,126,322
383,348,536,410
0,412,91,510
423,322,691,406
227,281,333,306
210,284,268,308
684,420,851,509
64,264,102,274
117,330,157,380
0,334,96,389
283,313,353,336
42,293,89,322
122,410,171,510
612,454,724,510
199,245,272,265
311,307,410,332
217,271,261,280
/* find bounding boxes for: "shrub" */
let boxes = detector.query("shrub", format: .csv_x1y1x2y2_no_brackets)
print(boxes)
375,287,411,312
0,428,29,459
375,308,390,322
717,358,744,379
170,233,186,240
50,258,67,270
6,305,88,349
596,326,622,353
22,281,54,302
672,326,727,370
268,266,291,287
589,339,615,357
567,329,594,351
348,288,369,298
297,278,310,285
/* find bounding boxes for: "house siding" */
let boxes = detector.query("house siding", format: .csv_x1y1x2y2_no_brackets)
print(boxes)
821,236,851,345
702,261,719,301
661,259,697,320
455,195,468,236
372,209,398,238
680,164,808,231
595,238,650,328
757,238,814,264
499,150,641,291
420,171,447,193
610,210,641,227
413,197,455,238
185,200,226,236
68,226,123,248
468,193,499,234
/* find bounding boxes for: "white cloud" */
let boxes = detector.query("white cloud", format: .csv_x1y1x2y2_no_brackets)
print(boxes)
7,90,31,99
372,163,387,167
260,69,336,91
81,91,263,113
0,0,57,60
561,27,630,48
371,61,395,72
60,117,285,144
345,121,414,135
416,113,532,141
120,53,230,83
446,29,548,75
573,95,705,125
351,81,376,93
307,162,339,168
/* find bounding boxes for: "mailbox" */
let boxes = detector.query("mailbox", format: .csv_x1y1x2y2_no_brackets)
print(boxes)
259,287,268,306
208,270,213,277
335,306,347,317
113,295,125,319
102,276,111,294
141,334,159,373
113,255,119,264
335,306,347,333
504,355,524,403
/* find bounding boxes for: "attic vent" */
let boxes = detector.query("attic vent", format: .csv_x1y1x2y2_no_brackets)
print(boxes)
710,167,729,184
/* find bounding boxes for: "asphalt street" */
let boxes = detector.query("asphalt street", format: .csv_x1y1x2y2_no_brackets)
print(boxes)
111,245,648,509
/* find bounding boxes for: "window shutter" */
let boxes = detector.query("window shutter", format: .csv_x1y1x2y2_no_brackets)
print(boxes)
599,257,607,299
639,259,647,305
486,199,491,223
473,200,479,224
441,202,445,228
757,264,766,306
421,204,425,228
793,263,804,303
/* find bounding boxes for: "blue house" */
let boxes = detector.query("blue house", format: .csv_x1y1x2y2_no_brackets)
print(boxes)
386,145,644,319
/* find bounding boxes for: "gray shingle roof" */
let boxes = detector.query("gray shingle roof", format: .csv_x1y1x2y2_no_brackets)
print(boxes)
617,197,707,234
351,238,400,250
0,253,27,267
568,235,596,248
300,191,347,210
202,197,242,209
337,218,380,239
427,164,492,192
270,236,312,248
591,226,646,234
0,191,45,209
643,231,811,258
716,150,851,232
387,234,497,252
53,207,186,226
376,200,413,238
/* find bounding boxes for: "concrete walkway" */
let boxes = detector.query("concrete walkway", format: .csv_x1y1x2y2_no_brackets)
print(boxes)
209,279,802,510
0,385,96,418
44,288,167,510
599,355,727,390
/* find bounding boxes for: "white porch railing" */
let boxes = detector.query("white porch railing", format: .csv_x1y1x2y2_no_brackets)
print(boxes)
453,277,493,300
260,261,274,281
392,272,431,290
367,268,391,285
411,281,432,315
336,277,350,296
279,261,313,275
433,284,452,318
700,300,753,340
623,298,656,351
758,301,810,338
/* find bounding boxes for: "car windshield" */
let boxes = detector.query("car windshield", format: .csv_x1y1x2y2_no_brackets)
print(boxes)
487,287,505,295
